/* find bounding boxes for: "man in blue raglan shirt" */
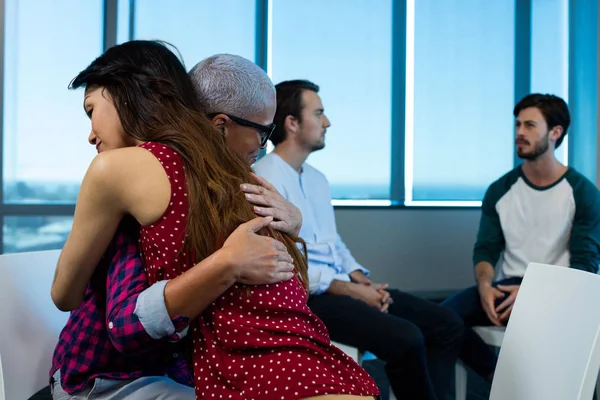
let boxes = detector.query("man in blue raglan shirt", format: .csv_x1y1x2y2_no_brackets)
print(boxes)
442,93,600,382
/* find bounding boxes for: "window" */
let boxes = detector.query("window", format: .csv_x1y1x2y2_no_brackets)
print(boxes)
531,0,569,165
3,0,103,204
2,0,102,252
3,216,73,253
0,0,587,254
117,0,132,44
127,0,256,69
270,0,393,201
405,0,516,203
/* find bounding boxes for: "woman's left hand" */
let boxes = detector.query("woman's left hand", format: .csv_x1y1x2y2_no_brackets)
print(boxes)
241,173,302,236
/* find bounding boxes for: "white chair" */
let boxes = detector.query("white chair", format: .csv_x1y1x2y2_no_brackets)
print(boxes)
489,263,600,400
455,326,505,400
0,250,69,400
330,342,397,400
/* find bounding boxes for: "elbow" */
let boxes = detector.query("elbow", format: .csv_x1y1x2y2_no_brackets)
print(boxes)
51,258,84,311
51,284,81,312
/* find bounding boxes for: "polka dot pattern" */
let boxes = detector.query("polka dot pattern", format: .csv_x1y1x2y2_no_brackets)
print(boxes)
138,142,379,399
139,142,190,283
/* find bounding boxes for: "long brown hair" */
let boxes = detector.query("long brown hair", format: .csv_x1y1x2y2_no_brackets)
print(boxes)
70,40,308,288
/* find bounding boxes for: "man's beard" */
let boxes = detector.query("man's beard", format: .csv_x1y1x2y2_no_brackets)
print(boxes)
517,132,550,160
304,136,325,153
310,140,325,152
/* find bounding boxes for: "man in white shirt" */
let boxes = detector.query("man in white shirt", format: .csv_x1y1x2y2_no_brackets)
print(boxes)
253,79,464,400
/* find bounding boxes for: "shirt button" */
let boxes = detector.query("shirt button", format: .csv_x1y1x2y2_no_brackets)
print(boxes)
173,353,179,358
108,321,114,329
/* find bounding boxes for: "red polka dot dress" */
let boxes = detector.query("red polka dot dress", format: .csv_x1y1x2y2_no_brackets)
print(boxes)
139,143,380,400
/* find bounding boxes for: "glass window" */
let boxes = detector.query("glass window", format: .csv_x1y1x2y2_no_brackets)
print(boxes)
117,0,132,44
531,0,569,164
406,0,516,202
3,0,103,204
3,216,73,253
130,0,256,69
270,0,393,200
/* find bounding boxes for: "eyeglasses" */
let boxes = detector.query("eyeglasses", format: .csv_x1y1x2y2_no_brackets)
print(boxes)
209,113,276,148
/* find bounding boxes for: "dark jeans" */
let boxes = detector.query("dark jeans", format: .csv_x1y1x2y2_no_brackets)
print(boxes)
441,277,523,379
308,289,464,400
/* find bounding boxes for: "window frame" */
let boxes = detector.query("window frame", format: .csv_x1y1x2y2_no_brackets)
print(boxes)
0,0,118,252
0,0,595,253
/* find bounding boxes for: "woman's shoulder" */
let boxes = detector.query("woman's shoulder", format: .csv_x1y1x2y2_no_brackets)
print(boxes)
88,146,167,188
88,145,172,224
94,145,158,168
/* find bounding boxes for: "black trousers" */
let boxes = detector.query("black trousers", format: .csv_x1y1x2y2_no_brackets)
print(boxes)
441,277,523,379
308,289,464,400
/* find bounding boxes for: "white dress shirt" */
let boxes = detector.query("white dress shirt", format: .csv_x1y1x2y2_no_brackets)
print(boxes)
253,152,369,294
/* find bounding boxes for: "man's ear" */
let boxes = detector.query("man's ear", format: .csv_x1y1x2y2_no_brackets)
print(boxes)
211,114,229,137
550,125,564,143
285,114,299,136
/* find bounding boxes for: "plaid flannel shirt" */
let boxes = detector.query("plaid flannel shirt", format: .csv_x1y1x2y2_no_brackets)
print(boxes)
50,219,193,393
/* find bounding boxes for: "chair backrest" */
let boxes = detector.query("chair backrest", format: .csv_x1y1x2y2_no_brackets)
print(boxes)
0,250,69,400
490,263,600,400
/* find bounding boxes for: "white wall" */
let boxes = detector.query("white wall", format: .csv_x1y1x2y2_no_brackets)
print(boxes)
334,207,481,296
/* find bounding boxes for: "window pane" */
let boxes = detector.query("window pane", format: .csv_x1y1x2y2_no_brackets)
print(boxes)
117,0,132,44
531,0,569,165
131,0,256,68
270,0,392,200
3,216,73,254
3,0,102,204
408,1,515,201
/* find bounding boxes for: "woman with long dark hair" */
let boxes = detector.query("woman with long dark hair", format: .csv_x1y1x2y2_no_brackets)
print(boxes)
51,40,379,400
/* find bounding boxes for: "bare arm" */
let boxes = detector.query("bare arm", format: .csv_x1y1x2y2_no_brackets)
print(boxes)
475,261,503,326
164,250,235,318
326,279,356,296
164,216,295,319
52,154,127,311
52,147,169,311
475,261,495,288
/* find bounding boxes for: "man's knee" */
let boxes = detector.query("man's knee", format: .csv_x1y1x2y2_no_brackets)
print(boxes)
405,325,427,351
387,322,427,360
376,322,431,371
438,305,465,332
435,305,465,345
441,286,481,320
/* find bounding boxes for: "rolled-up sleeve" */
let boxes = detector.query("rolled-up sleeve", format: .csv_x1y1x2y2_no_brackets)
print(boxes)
105,230,189,355
134,280,189,340
308,261,351,295
334,234,370,276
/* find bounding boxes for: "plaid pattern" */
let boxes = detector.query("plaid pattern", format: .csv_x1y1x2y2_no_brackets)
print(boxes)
50,218,193,394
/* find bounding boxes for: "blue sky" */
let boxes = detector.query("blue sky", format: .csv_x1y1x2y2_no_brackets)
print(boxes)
3,0,569,202
4,0,102,185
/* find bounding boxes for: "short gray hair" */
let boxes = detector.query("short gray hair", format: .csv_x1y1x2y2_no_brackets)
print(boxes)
189,54,275,119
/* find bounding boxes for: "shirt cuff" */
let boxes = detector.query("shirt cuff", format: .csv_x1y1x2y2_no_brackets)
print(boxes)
348,265,370,276
332,273,351,282
134,280,189,340
310,268,351,295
